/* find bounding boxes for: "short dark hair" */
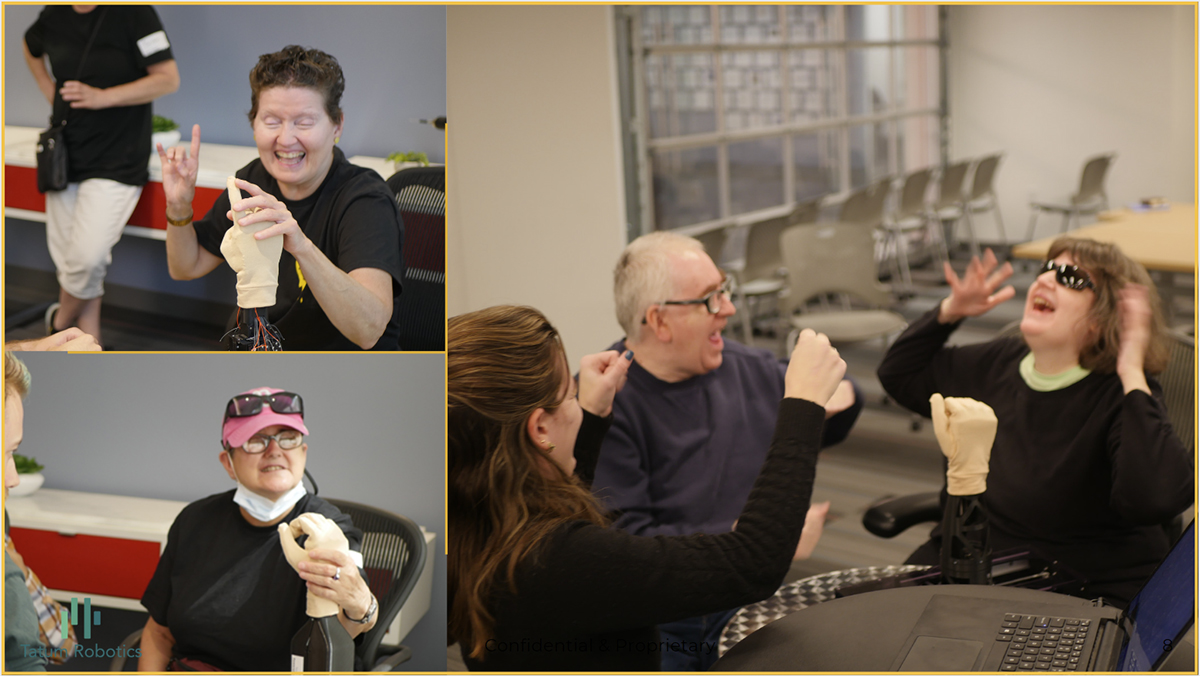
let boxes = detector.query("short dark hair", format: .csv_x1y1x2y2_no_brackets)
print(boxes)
247,45,345,125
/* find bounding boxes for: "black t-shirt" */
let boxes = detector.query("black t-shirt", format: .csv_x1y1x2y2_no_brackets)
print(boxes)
25,6,174,186
193,148,405,351
141,491,362,672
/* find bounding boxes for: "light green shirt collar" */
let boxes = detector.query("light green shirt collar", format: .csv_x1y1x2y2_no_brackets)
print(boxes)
1019,352,1091,391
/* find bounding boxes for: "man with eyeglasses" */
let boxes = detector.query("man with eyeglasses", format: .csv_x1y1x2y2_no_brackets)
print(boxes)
138,388,377,671
592,232,863,671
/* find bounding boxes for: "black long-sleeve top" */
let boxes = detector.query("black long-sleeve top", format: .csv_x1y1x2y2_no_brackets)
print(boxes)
463,398,826,671
877,306,1194,604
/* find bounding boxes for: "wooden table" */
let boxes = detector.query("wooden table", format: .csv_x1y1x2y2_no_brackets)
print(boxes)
1011,204,1196,324
1011,204,1196,273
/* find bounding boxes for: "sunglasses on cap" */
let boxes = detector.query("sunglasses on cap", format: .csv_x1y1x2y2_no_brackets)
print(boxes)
1039,260,1095,291
223,392,304,422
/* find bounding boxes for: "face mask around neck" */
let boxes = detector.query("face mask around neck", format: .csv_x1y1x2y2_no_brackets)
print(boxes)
227,456,308,523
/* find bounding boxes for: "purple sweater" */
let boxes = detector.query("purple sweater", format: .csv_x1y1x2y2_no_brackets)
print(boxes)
592,338,863,537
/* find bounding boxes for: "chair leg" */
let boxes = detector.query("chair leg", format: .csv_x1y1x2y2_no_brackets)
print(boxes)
894,230,914,292
963,209,981,259
1060,211,1072,234
992,199,1006,244
1026,209,1040,242
739,292,753,345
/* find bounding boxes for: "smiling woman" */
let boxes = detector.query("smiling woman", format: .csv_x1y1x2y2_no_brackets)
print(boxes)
158,45,405,350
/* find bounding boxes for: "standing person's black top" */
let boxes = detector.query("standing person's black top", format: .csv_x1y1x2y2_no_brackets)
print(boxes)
461,399,826,671
141,491,363,671
877,306,1194,605
25,6,174,186
193,147,406,351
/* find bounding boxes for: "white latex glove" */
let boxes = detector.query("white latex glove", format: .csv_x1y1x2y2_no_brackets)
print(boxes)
220,176,283,308
278,512,350,618
930,393,997,496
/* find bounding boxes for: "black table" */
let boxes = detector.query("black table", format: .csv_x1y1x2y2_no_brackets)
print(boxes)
713,585,1105,671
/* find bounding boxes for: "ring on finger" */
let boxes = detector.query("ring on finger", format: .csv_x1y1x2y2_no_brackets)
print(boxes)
333,566,341,582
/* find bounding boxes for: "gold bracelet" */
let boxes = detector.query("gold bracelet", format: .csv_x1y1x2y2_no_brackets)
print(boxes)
166,210,194,227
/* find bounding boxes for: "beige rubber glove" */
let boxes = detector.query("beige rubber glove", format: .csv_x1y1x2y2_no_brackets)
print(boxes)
278,512,350,618
220,176,284,308
930,394,997,496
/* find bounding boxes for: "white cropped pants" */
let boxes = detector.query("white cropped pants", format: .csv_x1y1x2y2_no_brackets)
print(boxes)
44,178,142,299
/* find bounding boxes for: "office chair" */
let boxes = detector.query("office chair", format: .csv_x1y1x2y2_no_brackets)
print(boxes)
324,498,429,672
778,220,908,347
734,199,821,343
963,153,1007,248
928,160,973,256
693,227,728,264
1026,153,1115,240
109,502,428,672
880,167,943,292
386,166,446,351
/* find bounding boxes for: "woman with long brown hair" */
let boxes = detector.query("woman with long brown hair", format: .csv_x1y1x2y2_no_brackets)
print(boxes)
449,305,845,671
878,238,1192,606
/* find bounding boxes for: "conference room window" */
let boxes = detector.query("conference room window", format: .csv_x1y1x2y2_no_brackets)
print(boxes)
621,5,944,234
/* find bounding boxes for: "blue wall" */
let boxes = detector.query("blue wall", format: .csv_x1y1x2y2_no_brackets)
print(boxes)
4,4,447,161
13,351,448,671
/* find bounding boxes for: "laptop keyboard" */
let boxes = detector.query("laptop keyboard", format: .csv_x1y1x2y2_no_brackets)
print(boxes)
996,613,1092,671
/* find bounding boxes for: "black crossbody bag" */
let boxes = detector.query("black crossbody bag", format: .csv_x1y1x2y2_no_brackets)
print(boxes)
36,9,105,193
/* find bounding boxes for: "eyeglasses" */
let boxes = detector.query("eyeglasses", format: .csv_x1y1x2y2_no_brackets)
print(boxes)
240,429,304,454
224,392,304,422
1039,260,1095,291
644,274,734,323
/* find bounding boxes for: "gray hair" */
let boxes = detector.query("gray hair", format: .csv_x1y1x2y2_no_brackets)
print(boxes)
4,351,30,399
613,232,705,339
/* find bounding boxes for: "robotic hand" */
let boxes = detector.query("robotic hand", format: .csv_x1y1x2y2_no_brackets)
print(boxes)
278,513,350,618
930,393,997,496
220,176,284,309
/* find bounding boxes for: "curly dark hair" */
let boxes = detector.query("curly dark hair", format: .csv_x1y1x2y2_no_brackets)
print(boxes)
247,45,345,125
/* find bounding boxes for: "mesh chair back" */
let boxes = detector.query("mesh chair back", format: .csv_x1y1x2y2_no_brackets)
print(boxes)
326,498,429,671
778,220,892,314
386,166,445,351
1073,154,1115,205
1159,330,1194,452
934,160,972,209
896,168,933,220
742,215,791,283
969,154,1003,201
694,227,728,263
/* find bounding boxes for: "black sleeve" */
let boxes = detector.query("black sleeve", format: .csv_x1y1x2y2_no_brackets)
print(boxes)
334,185,405,295
141,510,184,626
1107,381,1196,524
128,6,173,68
192,180,236,259
512,398,825,637
572,409,613,486
24,7,52,58
876,305,968,417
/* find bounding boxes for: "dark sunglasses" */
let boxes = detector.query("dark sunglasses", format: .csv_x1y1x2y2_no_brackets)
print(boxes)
1039,260,1094,291
224,392,304,422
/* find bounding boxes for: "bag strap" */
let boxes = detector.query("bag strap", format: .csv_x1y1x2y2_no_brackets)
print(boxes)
51,7,107,126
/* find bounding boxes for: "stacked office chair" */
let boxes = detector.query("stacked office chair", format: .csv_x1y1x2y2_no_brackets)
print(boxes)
386,166,446,351
778,220,907,347
109,501,428,672
963,153,1007,248
927,160,975,257
1026,153,1115,240
880,168,945,292
734,199,821,342
694,227,728,265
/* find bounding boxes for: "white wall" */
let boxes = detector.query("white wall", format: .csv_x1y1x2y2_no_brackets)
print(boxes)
447,6,628,365
947,5,1195,242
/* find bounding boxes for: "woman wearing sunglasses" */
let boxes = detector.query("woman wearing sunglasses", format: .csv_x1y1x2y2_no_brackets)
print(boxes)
137,388,376,671
878,237,1192,606
449,305,845,670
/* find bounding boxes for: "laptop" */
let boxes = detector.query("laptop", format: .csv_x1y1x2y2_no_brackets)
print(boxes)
892,521,1195,672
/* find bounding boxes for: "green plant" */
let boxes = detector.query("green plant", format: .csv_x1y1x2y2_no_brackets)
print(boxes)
13,454,43,474
152,115,179,133
386,151,429,166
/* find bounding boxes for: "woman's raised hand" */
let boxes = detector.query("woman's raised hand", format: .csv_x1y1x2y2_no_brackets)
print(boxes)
577,350,634,418
938,248,1015,323
158,124,201,215
785,329,847,407
1115,283,1153,394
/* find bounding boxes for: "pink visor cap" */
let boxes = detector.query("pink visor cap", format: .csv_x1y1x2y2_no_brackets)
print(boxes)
221,387,309,449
